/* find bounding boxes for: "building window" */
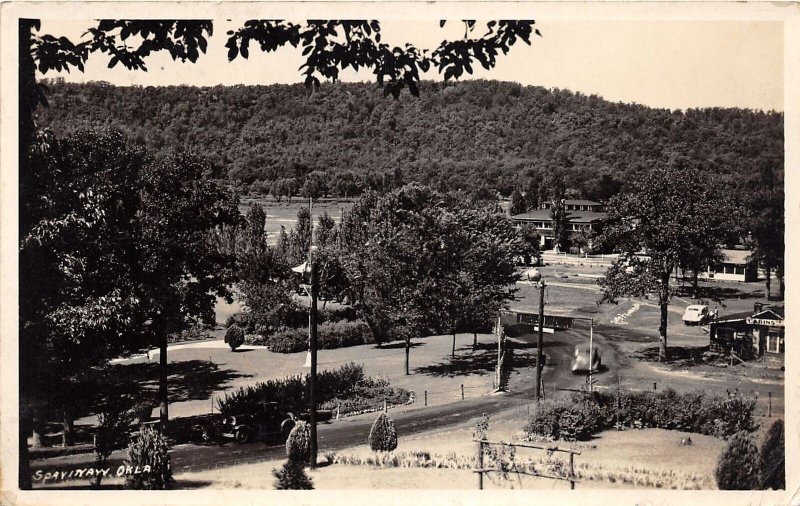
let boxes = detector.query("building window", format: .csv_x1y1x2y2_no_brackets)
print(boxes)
767,331,781,353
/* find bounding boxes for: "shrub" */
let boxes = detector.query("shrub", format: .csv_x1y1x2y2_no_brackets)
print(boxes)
273,460,314,490
215,362,409,418
368,413,398,451
286,421,311,463
224,324,245,351
715,431,760,489
226,312,252,331
758,419,784,489
124,425,175,490
92,404,134,488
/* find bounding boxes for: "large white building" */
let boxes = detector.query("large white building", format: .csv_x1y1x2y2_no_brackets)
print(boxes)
509,199,606,250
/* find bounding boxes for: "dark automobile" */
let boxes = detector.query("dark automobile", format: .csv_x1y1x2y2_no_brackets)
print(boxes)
571,345,601,373
221,402,297,444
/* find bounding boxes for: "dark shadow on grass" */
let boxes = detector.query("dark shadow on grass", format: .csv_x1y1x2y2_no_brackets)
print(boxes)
377,341,424,350
632,345,710,365
593,324,656,343
78,360,252,418
414,344,536,378
175,480,215,489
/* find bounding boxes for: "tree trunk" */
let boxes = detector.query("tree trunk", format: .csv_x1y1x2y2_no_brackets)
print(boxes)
159,332,169,428
659,277,670,362
778,265,785,300
62,407,75,447
765,266,772,300
473,332,478,350
19,405,32,489
452,333,456,358
692,270,699,299
404,336,410,375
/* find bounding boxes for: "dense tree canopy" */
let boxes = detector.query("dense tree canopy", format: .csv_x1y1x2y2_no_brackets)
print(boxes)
36,80,783,198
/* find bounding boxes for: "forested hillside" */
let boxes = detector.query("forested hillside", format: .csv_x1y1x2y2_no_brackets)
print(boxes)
37,79,783,197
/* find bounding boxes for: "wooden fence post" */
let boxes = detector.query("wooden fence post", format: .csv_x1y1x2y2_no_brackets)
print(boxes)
461,384,465,400
477,440,484,490
569,452,575,490
424,391,428,407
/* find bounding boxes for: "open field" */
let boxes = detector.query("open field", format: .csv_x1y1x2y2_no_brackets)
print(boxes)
238,197,353,245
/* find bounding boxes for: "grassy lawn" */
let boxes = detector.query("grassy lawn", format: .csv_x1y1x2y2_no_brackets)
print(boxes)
95,330,513,424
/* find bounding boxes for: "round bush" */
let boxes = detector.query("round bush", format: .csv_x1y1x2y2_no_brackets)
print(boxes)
273,460,314,490
758,419,785,489
368,413,398,452
715,431,760,489
124,426,174,490
285,420,311,463
225,324,245,351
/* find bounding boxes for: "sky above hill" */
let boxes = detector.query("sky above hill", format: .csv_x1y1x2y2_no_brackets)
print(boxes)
38,19,784,112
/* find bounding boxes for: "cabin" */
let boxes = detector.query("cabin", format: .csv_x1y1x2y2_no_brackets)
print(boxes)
701,249,758,283
709,303,784,359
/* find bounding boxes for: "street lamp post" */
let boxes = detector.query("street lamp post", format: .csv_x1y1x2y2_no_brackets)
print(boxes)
525,268,546,401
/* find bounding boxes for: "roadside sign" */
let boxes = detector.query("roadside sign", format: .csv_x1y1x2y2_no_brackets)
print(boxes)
508,311,574,330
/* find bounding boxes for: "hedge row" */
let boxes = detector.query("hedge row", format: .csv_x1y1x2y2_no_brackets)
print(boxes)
245,321,374,353
227,306,359,332
524,388,757,442
216,363,410,417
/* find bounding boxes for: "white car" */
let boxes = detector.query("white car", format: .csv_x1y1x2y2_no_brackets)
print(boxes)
682,305,710,325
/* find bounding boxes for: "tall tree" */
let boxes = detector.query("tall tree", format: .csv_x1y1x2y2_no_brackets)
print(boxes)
20,130,146,450
136,152,239,425
745,163,784,300
538,170,568,251
598,162,727,362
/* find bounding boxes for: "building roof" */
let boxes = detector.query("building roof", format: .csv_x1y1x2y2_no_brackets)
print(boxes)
510,209,607,223
713,304,783,324
567,211,607,223
721,249,753,265
751,307,784,320
510,210,552,221
563,199,603,206
713,311,753,324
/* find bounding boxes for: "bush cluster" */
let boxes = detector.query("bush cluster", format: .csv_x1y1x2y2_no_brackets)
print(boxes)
368,413,398,452
524,388,758,442
245,320,374,353
713,419,785,490
124,426,175,490
216,362,410,417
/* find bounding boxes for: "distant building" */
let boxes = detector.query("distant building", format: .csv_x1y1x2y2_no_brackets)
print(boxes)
709,303,784,359
700,249,758,283
509,199,606,250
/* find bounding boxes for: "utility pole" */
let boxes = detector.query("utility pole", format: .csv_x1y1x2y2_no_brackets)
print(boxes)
308,258,318,468
535,279,545,400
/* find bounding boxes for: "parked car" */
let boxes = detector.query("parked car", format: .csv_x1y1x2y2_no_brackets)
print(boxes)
571,345,601,373
220,403,334,444
221,402,297,444
682,304,710,326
